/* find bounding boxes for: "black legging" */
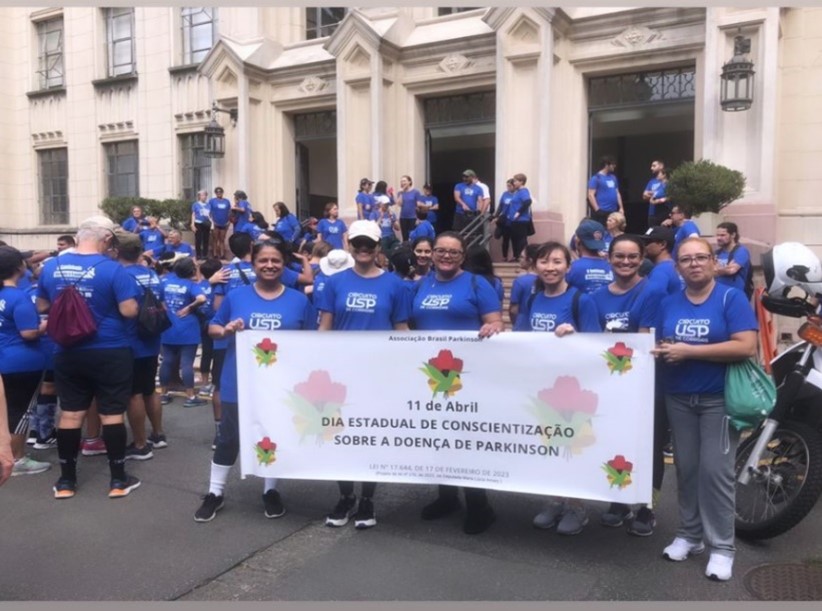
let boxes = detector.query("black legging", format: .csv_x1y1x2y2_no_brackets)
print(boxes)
510,221,530,260
338,481,377,498
194,223,211,259
437,484,489,510
400,218,416,243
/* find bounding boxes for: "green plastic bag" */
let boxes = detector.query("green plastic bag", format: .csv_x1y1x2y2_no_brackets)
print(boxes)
724,359,776,431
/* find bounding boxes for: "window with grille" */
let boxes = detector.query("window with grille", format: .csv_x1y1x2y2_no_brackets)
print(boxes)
181,7,216,64
105,141,139,197
179,133,211,201
305,7,347,40
36,18,64,89
106,7,136,76
588,67,697,109
38,148,69,225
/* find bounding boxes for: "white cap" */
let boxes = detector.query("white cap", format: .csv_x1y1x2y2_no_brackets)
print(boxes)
319,249,355,276
79,215,117,231
348,220,381,243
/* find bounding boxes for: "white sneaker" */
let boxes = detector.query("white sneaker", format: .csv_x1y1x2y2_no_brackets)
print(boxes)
662,537,705,561
12,456,52,476
705,553,734,581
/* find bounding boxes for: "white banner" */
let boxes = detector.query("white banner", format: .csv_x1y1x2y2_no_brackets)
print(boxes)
237,331,655,504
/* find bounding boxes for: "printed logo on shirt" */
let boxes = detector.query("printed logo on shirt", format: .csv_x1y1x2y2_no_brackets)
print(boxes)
249,313,282,331
530,313,557,332
675,318,711,342
420,294,451,310
345,292,378,312
327,226,339,234
54,265,96,281
585,269,613,284
604,311,630,332
0,299,5,312
606,180,615,188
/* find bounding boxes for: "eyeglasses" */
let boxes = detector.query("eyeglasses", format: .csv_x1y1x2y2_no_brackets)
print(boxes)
611,253,642,262
432,248,464,258
678,254,712,266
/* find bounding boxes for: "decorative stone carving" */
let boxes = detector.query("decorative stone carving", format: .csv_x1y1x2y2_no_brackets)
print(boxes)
510,18,539,45
299,76,327,94
611,26,662,48
438,53,471,74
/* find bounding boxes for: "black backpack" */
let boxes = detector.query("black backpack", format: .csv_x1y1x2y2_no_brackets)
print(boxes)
137,280,171,339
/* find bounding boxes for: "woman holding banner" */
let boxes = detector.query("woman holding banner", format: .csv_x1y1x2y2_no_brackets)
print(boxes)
194,239,316,523
411,231,504,535
515,241,601,536
317,220,410,530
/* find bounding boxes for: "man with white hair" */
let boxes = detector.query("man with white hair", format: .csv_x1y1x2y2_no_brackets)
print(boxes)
36,216,141,499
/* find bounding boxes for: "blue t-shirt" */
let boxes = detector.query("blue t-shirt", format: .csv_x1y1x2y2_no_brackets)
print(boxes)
674,220,701,252
398,188,422,219
198,280,216,323
716,245,751,294
356,192,376,220
160,273,204,346
318,218,347,249
645,177,665,217
497,193,513,221
232,200,252,228
649,181,668,217
0,286,45,373
37,253,139,351
588,172,620,212
122,216,145,233
510,272,537,327
514,288,601,333
369,210,397,239
658,284,758,394
139,228,165,252
567,257,614,294
192,201,211,224
647,259,683,296
274,215,302,243
591,279,665,333
154,242,195,258
419,195,439,224
212,285,315,403
212,261,256,350
319,269,409,330
209,197,232,227
507,187,532,223
409,220,435,242
412,272,500,330
125,265,164,359
454,183,480,215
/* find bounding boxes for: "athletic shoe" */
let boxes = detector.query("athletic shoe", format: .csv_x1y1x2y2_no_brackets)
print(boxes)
53,478,77,499
353,497,377,529
705,553,734,581
33,433,58,450
198,384,214,398
663,537,705,561
463,504,495,535
159,394,172,405
108,475,141,498
81,437,107,456
663,441,674,458
557,505,588,536
26,431,37,446
147,433,168,449
600,502,634,527
124,443,154,461
325,495,357,527
183,396,208,408
532,501,566,529
420,495,461,520
262,489,286,519
628,507,657,537
194,493,225,522
12,456,52,476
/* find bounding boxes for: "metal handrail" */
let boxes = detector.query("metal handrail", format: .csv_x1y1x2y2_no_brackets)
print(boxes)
459,211,491,250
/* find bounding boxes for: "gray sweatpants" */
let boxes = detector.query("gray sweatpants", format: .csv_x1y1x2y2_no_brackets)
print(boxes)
665,393,738,557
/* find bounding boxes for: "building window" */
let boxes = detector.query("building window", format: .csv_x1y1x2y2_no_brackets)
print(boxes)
305,7,347,40
106,7,135,76
36,18,64,89
181,7,216,64
437,8,480,16
179,133,211,201
105,141,139,197
38,148,69,225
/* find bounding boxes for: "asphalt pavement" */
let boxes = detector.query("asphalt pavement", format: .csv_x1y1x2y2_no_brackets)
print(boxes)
2,395,821,601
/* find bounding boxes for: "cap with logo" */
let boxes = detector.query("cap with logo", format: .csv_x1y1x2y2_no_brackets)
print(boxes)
640,226,676,251
575,219,607,252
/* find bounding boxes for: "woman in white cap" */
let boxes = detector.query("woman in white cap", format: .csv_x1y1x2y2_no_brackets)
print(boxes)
317,220,410,530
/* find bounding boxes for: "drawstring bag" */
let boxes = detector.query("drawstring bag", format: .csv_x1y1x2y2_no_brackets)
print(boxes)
724,359,776,431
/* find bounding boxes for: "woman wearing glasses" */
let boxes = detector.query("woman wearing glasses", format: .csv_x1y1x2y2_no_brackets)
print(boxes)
652,237,758,582
590,235,665,536
317,220,410,530
411,231,504,534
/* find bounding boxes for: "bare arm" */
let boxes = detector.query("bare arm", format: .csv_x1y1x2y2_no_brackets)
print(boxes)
652,330,757,364
36,297,50,315
587,189,599,211
479,311,504,338
118,297,139,319
293,253,314,286
0,377,12,486
318,311,334,331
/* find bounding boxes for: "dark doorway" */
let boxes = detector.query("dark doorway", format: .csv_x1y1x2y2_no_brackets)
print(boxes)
294,110,337,220
424,92,495,232
588,67,696,235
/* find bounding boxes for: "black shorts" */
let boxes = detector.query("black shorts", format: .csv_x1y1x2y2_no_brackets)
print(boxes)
55,348,133,415
132,355,159,397
212,349,227,391
1,370,42,433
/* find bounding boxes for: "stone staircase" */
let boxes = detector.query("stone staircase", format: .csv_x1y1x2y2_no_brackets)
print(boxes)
495,262,527,329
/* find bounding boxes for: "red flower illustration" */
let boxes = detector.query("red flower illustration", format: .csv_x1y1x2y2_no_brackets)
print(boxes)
536,376,598,415
428,350,463,374
608,454,633,472
608,342,633,359
294,370,347,407
257,338,277,353
258,436,276,452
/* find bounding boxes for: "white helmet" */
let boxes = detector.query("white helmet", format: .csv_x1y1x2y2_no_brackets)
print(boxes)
762,242,822,296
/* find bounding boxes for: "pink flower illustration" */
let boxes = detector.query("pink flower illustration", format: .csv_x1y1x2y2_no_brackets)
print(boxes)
536,376,598,416
293,370,347,409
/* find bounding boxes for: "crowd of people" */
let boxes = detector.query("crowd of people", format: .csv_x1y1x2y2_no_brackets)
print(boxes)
0,158,758,583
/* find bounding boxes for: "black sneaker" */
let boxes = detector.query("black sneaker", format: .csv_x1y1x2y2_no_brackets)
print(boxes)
53,477,77,500
600,502,634,527
463,504,496,535
663,442,674,458
627,506,656,537
148,433,168,449
194,493,225,522
262,489,286,519
325,495,357,527
108,475,141,499
353,497,377,529
421,495,461,520
124,443,154,461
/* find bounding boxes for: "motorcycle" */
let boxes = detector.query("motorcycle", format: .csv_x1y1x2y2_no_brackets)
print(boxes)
734,243,822,539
